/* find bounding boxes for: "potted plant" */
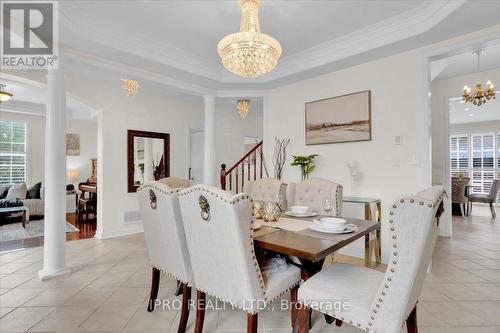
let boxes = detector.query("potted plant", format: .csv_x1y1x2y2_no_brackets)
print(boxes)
456,171,465,180
291,154,318,181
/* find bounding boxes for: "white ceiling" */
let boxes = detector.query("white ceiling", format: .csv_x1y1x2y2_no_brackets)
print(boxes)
53,0,500,94
450,97,500,124
434,43,500,81
3,0,500,98
0,76,97,120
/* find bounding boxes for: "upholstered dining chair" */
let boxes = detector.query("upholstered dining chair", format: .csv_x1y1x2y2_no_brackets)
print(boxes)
158,176,196,189
286,178,343,216
137,181,193,333
451,177,470,217
243,177,286,206
468,179,500,218
178,185,301,333
297,186,446,333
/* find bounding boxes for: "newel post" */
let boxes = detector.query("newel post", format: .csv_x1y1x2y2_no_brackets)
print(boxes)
220,164,227,190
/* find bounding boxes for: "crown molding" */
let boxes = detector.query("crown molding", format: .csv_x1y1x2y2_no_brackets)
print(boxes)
59,1,465,86
63,47,216,96
0,100,45,116
59,4,222,82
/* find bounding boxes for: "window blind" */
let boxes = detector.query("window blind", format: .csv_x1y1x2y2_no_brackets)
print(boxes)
0,121,27,186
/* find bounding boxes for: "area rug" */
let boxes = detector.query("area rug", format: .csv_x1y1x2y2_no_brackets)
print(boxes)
0,220,79,242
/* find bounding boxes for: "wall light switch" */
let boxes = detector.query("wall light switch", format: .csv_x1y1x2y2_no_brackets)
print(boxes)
394,136,402,145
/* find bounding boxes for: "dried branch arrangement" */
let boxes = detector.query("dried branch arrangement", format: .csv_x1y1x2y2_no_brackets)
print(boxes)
272,137,290,180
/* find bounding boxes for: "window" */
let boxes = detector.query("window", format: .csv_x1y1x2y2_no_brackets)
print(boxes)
450,134,469,178
471,133,495,194
450,132,500,202
0,121,27,186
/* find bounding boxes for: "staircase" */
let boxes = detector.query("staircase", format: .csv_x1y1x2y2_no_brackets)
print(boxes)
220,140,265,193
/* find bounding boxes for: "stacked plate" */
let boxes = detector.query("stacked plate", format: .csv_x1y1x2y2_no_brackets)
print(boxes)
284,205,318,218
310,217,358,234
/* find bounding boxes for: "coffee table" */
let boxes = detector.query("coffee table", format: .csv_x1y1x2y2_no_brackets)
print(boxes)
0,206,29,228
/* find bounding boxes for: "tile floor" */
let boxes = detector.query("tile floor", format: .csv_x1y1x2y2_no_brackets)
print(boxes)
1,205,500,332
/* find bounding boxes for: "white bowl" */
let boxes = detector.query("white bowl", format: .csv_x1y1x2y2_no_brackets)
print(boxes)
319,217,346,229
290,205,311,214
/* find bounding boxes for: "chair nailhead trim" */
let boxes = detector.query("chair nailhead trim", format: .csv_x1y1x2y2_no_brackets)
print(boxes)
368,189,446,331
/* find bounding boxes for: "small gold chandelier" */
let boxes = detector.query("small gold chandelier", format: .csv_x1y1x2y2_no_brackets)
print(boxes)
0,84,13,103
463,50,495,106
121,78,139,96
217,0,282,78
237,99,250,118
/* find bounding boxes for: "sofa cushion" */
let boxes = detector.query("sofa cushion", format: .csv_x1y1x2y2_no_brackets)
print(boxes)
26,182,42,199
0,198,22,208
5,182,27,200
0,186,11,199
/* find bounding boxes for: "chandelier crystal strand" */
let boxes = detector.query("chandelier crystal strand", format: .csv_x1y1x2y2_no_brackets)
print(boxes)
121,78,139,96
463,50,495,106
237,99,250,119
217,0,282,78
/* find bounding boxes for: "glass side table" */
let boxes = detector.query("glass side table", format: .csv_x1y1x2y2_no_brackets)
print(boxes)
343,196,381,267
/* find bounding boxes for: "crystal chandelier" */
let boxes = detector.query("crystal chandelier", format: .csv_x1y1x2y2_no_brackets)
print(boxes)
217,0,282,78
237,99,250,118
121,78,139,96
463,50,495,106
0,84,13,103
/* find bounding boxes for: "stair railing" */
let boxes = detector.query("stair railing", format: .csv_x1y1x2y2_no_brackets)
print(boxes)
220,140,264,193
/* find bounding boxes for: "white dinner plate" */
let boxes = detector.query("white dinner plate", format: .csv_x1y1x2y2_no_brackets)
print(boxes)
309,224,358,234
284,211,318,218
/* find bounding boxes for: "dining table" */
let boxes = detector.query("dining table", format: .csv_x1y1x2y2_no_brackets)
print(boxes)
253,214,382,327
254,215,381,272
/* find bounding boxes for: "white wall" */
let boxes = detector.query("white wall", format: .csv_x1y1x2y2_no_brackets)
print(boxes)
215,101,263,174
66,119,97,184
0,110,98,187
0,111,45,185
450,119,500,134
264,49,430,261
432,68,500,185
65,75,204,238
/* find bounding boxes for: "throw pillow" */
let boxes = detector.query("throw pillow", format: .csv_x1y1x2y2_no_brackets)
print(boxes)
0,185,10,199
5,182,28,200
26,182,42,199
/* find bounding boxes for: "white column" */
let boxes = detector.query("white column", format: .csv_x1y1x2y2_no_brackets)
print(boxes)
203,95,216,186
39,67,70,280
143,138,153,182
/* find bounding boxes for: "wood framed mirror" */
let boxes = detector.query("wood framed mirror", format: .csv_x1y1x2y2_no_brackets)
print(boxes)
127,129,170,193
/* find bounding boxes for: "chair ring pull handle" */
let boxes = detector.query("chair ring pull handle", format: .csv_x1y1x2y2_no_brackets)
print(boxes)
149,189,157,209
199,195,210,221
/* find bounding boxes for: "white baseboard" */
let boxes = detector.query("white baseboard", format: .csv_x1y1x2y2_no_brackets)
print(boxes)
94,221,144,239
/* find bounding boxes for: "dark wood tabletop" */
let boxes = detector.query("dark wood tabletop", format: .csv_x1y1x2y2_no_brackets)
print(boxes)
254,217,380,262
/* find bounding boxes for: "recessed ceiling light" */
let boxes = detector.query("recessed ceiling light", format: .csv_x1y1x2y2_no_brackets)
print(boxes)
469,113,474,117
465,108,470,111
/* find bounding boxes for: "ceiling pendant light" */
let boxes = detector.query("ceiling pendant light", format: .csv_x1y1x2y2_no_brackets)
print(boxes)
0,84,13,103
237,99,250,118
463,50,495,106
121,78,139,96
217,0,282,78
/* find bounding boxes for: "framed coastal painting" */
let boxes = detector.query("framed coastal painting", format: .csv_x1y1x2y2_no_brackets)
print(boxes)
305,90,371,145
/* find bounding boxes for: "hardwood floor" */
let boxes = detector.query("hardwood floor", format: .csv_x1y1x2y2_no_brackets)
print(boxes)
0,213,96,252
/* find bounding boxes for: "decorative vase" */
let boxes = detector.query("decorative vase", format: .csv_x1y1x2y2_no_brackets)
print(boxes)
263,201,281,222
